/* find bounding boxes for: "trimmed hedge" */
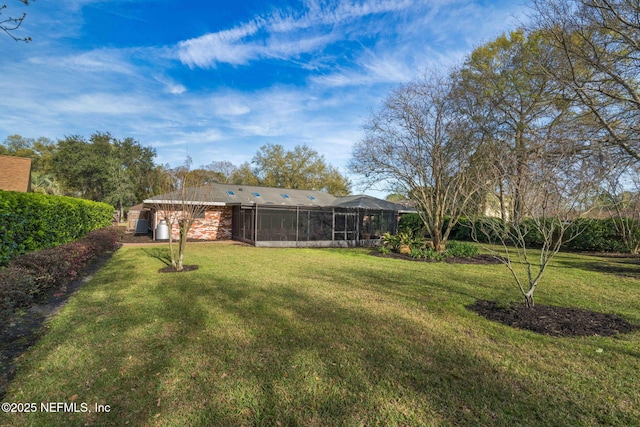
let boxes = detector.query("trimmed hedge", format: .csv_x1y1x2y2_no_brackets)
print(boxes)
0,190,113,265
565,218,636,253
0,226,120,325
399,213,640,253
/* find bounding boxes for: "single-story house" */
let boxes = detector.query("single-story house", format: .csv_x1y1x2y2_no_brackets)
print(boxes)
0,155,32,192
143,183,413,247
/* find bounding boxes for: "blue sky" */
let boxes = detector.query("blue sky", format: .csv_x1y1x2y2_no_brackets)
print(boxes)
0,0,526,195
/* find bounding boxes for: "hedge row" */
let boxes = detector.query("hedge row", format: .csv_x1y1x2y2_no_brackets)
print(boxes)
0,227,121,326
399,213,640,253
0,191,114,265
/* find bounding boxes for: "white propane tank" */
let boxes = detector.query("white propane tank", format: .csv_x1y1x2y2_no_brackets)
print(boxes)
155,219,170,241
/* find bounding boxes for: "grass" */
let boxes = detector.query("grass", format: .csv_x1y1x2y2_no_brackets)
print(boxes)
1,243,639,426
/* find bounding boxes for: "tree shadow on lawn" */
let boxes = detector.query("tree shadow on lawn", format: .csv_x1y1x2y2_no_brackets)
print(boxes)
141,247,172,266
3,263,635,426
94,275,596,425
554,255,640,280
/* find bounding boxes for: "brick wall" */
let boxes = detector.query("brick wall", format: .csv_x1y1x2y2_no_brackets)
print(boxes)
168,206,233,241
0,156,32,192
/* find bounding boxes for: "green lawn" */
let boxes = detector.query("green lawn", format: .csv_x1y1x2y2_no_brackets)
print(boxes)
1,244,639,426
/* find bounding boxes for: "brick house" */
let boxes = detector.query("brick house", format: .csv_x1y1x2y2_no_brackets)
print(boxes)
0,155,32,192
143,183,413,247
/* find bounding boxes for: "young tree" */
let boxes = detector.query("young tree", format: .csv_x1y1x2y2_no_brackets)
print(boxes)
350,71,487,252
30,172,61,195
471,134,600,307
147,159,215,272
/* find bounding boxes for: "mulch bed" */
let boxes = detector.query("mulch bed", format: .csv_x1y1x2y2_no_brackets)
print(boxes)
468,299,638,337
375,252,503,264
158,265,199,273
374,250,637,337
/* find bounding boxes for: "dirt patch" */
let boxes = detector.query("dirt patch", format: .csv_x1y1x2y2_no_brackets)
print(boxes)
120,231,157,244
0,252,115,400
468,299,638,337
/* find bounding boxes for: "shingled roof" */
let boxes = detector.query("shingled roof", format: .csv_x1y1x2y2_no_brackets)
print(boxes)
332,195,411,211
143,182,413,211
144,183,335,207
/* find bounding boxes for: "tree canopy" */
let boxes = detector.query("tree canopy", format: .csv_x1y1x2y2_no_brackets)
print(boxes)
235,144,351,196
51,132,156,214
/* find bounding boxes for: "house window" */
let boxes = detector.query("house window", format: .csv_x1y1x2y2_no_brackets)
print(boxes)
281,193,290,199
226,190,236,196
252,192,261,197
307,195,316,201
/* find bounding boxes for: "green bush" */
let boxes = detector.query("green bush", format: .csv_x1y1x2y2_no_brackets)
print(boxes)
0,191,113,265
456,216,638,253
398,213,425,235
381,230,425,252
445,240,479,258
0,227,120,325
565,218,630,253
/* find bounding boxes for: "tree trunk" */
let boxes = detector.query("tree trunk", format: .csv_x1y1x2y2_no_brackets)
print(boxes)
176,220,189,272
431,229,446,253
524,293,534,308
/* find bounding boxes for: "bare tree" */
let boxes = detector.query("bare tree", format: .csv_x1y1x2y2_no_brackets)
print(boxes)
1,0,31,42
147,158,216,272
530,0,640,163
350,71,487,252
471,139,600,307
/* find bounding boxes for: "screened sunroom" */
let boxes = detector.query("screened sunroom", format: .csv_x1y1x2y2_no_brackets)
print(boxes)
144,183,411,247
231,195,404,247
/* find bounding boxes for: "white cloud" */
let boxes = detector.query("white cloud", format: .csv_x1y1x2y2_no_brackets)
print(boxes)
52,93,151,115
0,0,528,195
175,0,420,69
177,20,264,68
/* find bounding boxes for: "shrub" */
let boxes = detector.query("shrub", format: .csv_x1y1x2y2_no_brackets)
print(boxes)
378,245,392,255
449,217,473,241
0,190,113,265
381,230,425,252
398,213,425,235
381,231,477,260
445,241,479,258
0,226,120,325
0,266,37,310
